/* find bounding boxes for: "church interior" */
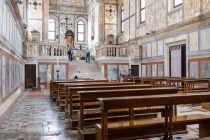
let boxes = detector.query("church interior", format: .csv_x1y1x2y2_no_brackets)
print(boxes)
0,0,210,139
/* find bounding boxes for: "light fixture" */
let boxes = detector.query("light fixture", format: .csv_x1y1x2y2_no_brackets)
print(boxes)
29,0,41,9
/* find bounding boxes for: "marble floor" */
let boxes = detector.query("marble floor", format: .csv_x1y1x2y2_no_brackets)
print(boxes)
0,89,209,140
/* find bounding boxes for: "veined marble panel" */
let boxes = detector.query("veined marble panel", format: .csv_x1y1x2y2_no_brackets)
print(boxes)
146,5,155,33
129,16,135,39
4,58,9,97
119,65,129,80
142,65,146,77
105,4,117,24
146,43,152,57
158,40,164,56
184,0,200,20
124,19,130,42
152,64,157,77
147,65,151,77
189,31,198,51
54,65,66,80
167,9,183,26
146,0,153,6
28,20,42,41
123,0,129,19
130,0,135,16
203,0,210,13
50,0,85,6
28,0,42,19
107,65,118,81
200,61,210,78
156,0,166,30
105,25,116,44
158,64,164,77
2,56,5,98
0,53,1,97
136,25,146,37
165,34,187,44
142,45,146,59
101,65,105,77
200,28,210,50
190,62,198,78
10,60,13,92
40,65,50,83
152,42,157,57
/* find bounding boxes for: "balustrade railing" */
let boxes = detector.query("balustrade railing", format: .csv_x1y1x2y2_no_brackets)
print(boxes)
96,45,129,58
39,43,68,56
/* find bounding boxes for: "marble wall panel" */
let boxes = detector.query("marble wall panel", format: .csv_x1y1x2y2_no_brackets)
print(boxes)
142,65,146,77
164,34,187,44
119,65,129,80
0,53,1,97
51,0,84,6
200,28,210,50
147,65,151,77
152,42,157,57
107,65,118,81
124,19,130,42
2,56,5,98
146,43,152,57
40,65,48,82
189,31,198,51
4,58,9,97
158,64,164,77
146,0,153,6
54,65,66,80
157,40,164,56
167,9,183,26
203,0,210,13
136,25,146,37
156,0,166,30
152,64,157,77
184,0,200,20
101,65,105,77
123,0,129,19
28,0,42,19
28,20,42,41
200,61,210,78
105,4,117,24
190,62,198,78
130,0,135,16
142,45,146,59
146,5,155,33
129,16,135,39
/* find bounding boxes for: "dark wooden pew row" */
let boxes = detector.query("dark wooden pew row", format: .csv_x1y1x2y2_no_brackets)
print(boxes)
66,85,152,129
96,92,210,140
77,87,179,140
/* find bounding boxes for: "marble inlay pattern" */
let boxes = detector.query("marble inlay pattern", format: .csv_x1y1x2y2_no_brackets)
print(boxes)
0,53,1,97
107,65,118,81
156,0,166,30
147,43,152,57
157,40,164,56
200,61,210,78
39,65,51,83
105,4,116,24
54,65,66,80
152,42,157,57
184,0,200,20
158,64,164,77
200,28,210,50
129,0,135,16
190,62,198,78
5,58,10,97
203,0,210,13
152,64,157,77
189,31,198,51
147,65,151,77
167,9,183,26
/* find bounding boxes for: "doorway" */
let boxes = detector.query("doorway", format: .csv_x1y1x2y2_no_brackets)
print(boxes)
169,44,186,77
131,65,139,77
25,64,36,88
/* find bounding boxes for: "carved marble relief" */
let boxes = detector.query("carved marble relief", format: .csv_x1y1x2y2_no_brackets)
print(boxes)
50,0,85,6
28,0,42,19
107,65,118,81
146,5,155,33
105,4,116,24
123,0,129,19
119,65,129,80
158,64,163,77
157,40,164,56
152,64,157,77
152,42,157,57
2,56,5,98
203,0,210,13
200,28,210,50
200,61,210,78
28,20,42,41
105,25,116,44
167,9,183,26
189,31,198,52
184,0,200,20
156,0,166,30
164,34,187,44
129,16,135,39
60,14,74,44
142,65,146,77
147,65,151,77
54,65,66,80
129,0,135,16
26,43,38,57
190,62,198,78
146,43,152,57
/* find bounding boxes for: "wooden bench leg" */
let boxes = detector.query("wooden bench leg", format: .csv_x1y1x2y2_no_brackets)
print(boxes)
199,121,210,137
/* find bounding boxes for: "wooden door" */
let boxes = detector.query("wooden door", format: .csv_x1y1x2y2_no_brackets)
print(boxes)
25,64,36,88
131,65,139,77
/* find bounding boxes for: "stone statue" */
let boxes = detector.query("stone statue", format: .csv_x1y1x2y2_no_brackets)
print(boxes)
46,65,51,83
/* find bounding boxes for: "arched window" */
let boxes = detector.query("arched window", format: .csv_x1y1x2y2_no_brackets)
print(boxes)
48,19,55,40
77,21,84,42
121,5,124,32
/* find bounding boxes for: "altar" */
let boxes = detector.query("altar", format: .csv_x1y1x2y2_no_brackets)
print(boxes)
72,49,86,60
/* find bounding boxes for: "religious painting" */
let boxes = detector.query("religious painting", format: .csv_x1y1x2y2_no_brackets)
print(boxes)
107,65,118,81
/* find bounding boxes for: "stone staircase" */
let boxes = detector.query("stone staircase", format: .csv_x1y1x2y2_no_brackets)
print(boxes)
68,60,105,80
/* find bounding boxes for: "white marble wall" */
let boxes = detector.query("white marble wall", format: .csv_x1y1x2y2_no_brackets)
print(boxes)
190,62,198,78
54,65,66,80
107,65,118,81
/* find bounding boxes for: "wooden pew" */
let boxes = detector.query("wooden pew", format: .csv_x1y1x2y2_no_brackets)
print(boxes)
96,92,210,140
78,87,178,140
67,85,152,129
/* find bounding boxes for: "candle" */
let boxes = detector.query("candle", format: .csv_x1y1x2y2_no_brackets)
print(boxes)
56,57,59,70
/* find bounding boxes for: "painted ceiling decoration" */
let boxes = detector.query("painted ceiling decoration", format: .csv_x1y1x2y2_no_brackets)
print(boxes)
29,0,41,9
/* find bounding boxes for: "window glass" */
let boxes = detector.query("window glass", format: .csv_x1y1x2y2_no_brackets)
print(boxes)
175,0,182,6
77,21,84,42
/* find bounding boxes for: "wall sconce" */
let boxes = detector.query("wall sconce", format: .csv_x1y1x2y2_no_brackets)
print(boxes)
29,0,41,9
